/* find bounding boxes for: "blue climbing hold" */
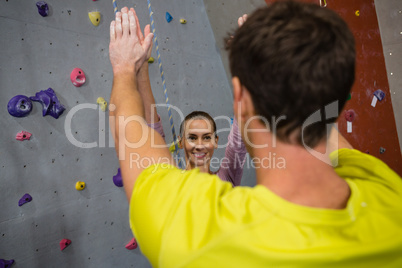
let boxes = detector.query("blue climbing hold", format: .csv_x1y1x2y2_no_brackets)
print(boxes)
7,95,33,118
0,259,15,268
30,88,65,119
373,89,385,101
166,12,173,23
113,168,123,187
18,193,32,207
36,1,49,17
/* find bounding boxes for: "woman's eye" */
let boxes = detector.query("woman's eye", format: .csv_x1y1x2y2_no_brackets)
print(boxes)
188,136,196,141
204,136,211,140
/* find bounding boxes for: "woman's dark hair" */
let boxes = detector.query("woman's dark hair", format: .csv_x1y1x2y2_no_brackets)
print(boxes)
226,1,356,147
179,111,217,138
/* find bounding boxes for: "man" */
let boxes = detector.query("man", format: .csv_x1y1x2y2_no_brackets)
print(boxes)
109,2,402,267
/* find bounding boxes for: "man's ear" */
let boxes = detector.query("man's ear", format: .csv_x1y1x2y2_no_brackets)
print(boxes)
232,77,255,121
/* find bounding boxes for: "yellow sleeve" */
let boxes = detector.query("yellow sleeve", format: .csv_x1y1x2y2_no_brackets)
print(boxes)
129,164,233,267
330,148,402,194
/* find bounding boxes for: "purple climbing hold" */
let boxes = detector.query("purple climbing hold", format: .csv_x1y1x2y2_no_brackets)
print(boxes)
30,88,65,119
166,12,173,23
36,1,49,17
0,259,15,268
113,168,123,187
7,95,33,118
373,89,385,101
18,193,32,207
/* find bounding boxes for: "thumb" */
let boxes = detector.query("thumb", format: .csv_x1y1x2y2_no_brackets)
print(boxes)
143,32,154,56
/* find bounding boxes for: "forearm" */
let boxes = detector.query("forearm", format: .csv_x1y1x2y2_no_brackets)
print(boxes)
110,71,146,149
137,63,159,124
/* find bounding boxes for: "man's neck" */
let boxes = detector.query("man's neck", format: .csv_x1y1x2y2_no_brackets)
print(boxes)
250,134,350,209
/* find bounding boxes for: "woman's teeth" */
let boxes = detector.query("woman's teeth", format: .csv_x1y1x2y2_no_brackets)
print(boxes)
193,153,206,158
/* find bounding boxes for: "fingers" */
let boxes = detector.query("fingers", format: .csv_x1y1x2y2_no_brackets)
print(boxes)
238,14,247,27
143,32,154,57
128,9,137,37
144,24,151,37
115,11,122,39
110,21,116,42
132,8,144,42
122,8,130,38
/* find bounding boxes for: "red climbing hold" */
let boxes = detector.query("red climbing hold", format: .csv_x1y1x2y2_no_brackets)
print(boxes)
60,239,72,251
70,68,86,87
125,237,138,250
16,131,32,141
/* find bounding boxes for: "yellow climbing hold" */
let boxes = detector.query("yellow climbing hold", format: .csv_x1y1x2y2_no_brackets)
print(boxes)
75,181,86,191
148,57,154,63
180,19,187,24
169,142,176,154
355,10,360,17
88,12,101,26
97,97,108,112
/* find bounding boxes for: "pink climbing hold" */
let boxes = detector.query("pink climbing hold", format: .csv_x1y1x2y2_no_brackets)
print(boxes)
125,237,138,250
15,131,32,141
70,68,86,87
344,109,355,122
60,239,72,251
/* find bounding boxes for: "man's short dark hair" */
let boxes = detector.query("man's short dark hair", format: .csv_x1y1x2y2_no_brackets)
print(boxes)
227,0,356,148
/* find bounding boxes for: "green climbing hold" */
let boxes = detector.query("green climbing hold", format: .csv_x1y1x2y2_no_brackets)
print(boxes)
347,93,351,100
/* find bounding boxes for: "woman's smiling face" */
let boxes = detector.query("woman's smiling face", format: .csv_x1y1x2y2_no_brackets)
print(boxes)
180,118,218,170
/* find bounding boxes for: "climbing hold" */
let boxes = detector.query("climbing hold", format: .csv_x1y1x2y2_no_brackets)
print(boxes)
113,168,123,187
7,95,33,118
75,181,86,191
18,193,32,207
97,97,108,112
36,1,49,17
169,142,176,154
125,237,138,250
230,117,234,125
347,93,352,100
60,239,71,251
148,57,154,63
0,259,15,268
88,12,101,26
355,10,360,17
344,109,355,133
344,109,355,122
70,68,86,87
374,89,385,101
371,89,385,107
166,12,173,23
180,19,187,24
30,88,65,119
16,131,32,141
379,147,386,154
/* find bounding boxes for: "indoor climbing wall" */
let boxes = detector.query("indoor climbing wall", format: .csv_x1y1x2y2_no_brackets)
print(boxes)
257,0,402,175
0,0,247,267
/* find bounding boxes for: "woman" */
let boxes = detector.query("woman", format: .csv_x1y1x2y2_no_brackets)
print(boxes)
135,13,247,186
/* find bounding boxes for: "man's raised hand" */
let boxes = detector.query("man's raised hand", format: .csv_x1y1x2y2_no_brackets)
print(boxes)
109,7,153,75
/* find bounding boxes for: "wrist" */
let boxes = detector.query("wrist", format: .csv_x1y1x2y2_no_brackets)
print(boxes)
137,64,150,81
113,66,136,76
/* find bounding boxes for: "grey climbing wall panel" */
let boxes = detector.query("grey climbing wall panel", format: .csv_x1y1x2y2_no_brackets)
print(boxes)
375,0,402,153
0,0,251,267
